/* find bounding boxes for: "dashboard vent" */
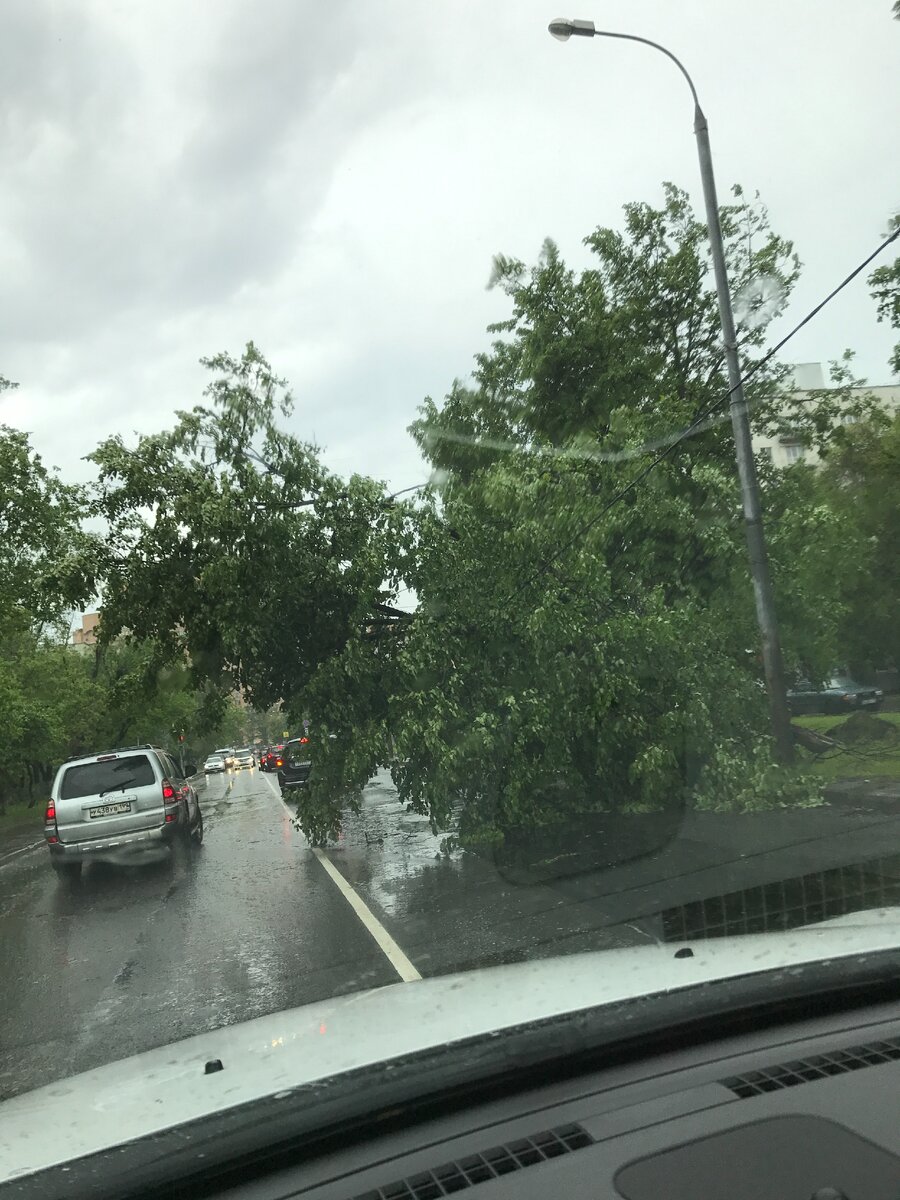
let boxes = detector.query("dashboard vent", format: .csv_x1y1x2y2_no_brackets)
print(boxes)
722,1036,900,1098
351,1122,593,1199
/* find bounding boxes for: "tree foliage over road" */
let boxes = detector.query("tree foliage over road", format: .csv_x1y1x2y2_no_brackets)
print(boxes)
3,183,898,842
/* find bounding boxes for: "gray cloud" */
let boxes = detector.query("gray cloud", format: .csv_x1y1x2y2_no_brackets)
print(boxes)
1,0,898,494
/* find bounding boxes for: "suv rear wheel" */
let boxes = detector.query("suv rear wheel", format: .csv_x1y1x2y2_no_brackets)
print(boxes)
191,809,204,845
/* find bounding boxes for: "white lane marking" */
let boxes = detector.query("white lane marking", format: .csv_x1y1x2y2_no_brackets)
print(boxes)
0,839,44,867
261,772,422,983
307,847,422,983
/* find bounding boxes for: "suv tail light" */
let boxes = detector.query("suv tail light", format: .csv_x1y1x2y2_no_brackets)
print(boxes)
162,780,177,802
44,799,59,843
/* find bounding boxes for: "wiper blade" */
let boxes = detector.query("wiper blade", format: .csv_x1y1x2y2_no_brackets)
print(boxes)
99,779,136,797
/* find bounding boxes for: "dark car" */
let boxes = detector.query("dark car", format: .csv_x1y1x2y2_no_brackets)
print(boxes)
261,743,285,772
277,737,312,795
787,674,884,716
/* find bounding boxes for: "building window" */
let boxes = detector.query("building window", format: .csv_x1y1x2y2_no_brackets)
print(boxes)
759,446,773,462
783,443,805,463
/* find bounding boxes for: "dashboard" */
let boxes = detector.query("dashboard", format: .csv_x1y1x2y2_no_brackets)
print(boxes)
224,999,900,1200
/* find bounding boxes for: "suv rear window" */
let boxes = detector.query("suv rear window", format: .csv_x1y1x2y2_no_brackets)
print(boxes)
60,755,156,800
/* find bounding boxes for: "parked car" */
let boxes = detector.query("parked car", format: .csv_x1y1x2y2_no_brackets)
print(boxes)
787,675,884,716
44,744,203,880
203,753,226,774
234,747,255,770
277,737,312,796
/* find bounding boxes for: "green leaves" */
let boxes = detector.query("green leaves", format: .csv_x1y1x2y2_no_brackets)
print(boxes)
868,213,900,376
0,418,97,628
66,344,417,780
821,409,900,671
388,182,828,837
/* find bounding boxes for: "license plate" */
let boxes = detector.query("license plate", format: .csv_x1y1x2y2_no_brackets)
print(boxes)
89,801,132,818
862,698,876,705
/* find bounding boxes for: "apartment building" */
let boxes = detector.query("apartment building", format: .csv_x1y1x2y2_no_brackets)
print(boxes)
752,362,900,468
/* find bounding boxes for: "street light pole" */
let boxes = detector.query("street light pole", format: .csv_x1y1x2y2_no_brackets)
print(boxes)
548,17,794,764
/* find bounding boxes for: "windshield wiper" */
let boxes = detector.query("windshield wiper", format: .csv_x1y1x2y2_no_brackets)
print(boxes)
99,779,137,797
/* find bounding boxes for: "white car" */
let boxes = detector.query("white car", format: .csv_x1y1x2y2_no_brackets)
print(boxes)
233,748,255,770
213,748,235,768
204,754,226,774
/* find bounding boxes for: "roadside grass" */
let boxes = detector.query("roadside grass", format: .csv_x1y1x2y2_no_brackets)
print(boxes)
794,711,900,782
0,801,44,844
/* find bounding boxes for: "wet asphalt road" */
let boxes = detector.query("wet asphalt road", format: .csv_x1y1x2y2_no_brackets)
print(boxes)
0,767,644,1101
2,764,899,1101
0,769,398,1101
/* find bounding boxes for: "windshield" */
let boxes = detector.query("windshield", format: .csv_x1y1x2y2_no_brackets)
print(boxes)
1,0,899,1175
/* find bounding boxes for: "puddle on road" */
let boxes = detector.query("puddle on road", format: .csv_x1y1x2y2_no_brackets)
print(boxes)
329,771,480,919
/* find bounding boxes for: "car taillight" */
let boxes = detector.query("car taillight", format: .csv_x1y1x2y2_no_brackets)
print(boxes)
162,780,177,801
276,758,283,768
44,799,59,842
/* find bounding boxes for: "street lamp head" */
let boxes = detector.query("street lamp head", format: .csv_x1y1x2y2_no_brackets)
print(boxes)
548,17,596,41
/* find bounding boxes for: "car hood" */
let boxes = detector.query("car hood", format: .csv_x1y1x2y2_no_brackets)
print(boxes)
2,912,899,1182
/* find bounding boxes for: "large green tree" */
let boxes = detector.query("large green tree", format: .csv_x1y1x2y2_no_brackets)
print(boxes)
0,617,98,811
0,375,258,815
298,185,828,841
65,342,414,753
63,186,853,844
1,382,96,628
0,394,101,810
818,409,900,672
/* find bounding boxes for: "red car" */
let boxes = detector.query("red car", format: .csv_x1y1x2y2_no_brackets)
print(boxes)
261,744,285,772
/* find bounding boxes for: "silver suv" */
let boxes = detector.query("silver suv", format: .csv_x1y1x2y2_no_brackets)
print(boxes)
44,745,204,880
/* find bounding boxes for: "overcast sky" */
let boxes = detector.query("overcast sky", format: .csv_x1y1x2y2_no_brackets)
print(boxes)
2,0,898,495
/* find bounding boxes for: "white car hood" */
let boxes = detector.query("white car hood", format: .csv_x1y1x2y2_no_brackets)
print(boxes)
2,914,898,1182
